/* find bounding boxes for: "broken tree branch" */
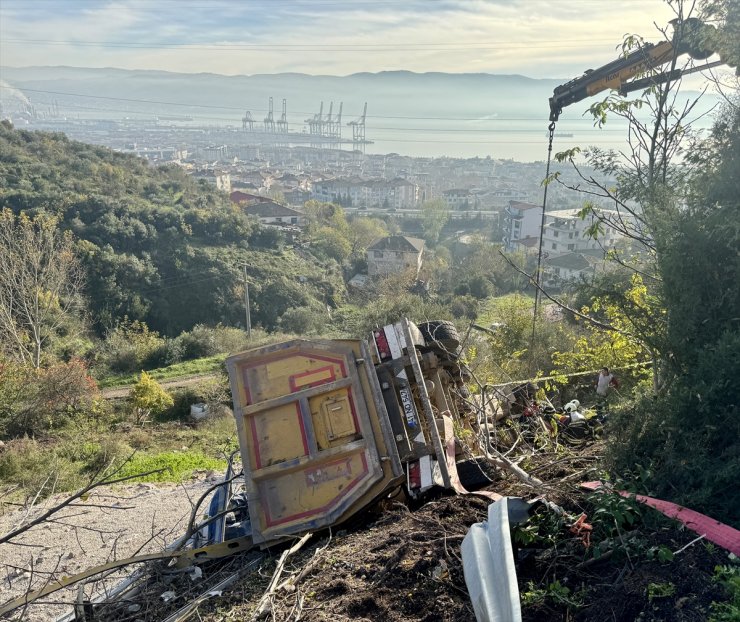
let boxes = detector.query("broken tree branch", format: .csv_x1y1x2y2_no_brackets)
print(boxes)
0,463,167,546
498,250,630,336
252,533,312,620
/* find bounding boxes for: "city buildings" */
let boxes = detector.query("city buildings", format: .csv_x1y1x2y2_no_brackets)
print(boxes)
541,208,622,257
312,177,420,209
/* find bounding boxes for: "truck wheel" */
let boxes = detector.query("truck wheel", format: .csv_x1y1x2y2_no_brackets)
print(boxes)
418,320,460,353
455,457,497,491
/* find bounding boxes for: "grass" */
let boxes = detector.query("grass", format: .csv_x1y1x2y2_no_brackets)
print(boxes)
98,355,226,389
0,415,238,499
114,450,227,482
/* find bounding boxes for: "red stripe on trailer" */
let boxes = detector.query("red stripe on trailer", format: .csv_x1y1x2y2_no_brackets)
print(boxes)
581,482,740,556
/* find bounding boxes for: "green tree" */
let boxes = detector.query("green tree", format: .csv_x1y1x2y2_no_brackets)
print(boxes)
129,371,174,425
543,0,740,522
0,210,85,368
347,217,388,256
608,98,740,524
311,226,352,263
420,199,449,246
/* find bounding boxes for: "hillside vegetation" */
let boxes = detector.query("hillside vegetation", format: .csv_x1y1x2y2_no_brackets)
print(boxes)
0,121,344,335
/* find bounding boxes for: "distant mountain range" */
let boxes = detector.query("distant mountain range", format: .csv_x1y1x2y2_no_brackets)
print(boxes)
0,65,559,120
0,66,720,160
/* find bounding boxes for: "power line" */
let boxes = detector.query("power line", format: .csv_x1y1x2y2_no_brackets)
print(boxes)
0,85,622,123
44,99,628,133
0,38,621,52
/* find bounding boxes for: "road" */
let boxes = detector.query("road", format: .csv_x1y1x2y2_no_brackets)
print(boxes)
101,373,219,399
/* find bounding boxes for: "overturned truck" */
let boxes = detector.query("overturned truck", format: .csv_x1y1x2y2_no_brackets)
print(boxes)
224,317,490,547
0,318,499,621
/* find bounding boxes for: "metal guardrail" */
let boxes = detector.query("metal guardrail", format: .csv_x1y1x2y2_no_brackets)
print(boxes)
462,497,522,622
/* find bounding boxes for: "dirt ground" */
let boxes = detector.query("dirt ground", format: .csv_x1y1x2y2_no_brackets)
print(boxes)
187,444,735,622
2,443,736,622
0,477,216,622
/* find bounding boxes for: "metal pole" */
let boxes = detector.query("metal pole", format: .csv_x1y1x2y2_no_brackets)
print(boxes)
242,264,251,338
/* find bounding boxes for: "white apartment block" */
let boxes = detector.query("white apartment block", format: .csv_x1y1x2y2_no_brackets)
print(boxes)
312,177,420,209
442,188,477,210
503,201,543,251
542,208,622,257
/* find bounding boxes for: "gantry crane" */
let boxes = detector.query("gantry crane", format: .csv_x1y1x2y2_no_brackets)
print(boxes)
242,110,255,131
348,102,367,151
277,98,288,133
264,97,276,133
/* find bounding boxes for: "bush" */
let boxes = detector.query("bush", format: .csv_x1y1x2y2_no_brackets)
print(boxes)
0,358,101,437
0,437,84,494
249,226,285,249
212,325,251,354
162,376,231,422
608,330,740,527
174,324,218,360
279,307,326,335
168,325,250,364
100,319,167,373
129,371,174,425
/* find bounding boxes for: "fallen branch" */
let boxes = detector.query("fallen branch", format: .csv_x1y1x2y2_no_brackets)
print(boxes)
277,533,331,593
484,446,544,488
674,534,706,555
251,533,312,620
0,456,166,546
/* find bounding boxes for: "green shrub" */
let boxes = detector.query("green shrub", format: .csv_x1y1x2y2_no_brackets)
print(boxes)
0,358,101,437
162,376,230,422
173,324,218,360
129,371,174,424
607,330,740,527
279,307,325,335
164,386,203,421
0,438,83,493
100,319,167,373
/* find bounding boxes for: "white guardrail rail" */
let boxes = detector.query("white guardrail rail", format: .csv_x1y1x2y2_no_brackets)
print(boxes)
462,497,522,622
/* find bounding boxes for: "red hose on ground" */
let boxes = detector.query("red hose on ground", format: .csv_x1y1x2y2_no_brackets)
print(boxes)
581,482,740,556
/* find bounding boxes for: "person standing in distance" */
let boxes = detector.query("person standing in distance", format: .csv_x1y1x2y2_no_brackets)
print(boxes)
595,367,618,413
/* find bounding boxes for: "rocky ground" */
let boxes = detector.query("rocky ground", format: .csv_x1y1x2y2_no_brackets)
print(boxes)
0,477,217,622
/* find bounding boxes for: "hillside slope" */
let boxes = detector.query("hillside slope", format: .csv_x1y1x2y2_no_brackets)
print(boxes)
0,122,345,334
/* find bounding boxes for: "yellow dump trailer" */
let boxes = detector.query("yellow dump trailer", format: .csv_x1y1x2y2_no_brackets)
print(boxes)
226,318,485,546
227,337,405,545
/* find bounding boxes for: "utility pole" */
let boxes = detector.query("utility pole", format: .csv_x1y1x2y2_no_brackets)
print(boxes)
242,264,252,338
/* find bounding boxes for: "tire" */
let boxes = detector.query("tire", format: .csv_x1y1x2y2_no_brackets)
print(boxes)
455,457,497,491
417,320,460,353
560,422,589,447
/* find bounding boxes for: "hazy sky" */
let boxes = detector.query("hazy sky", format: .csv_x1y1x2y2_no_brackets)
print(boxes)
1,0,683,78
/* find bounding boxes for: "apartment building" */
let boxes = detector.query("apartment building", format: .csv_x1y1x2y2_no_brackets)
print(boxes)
503,200,543,251
367,236,425,277
541,208,622,256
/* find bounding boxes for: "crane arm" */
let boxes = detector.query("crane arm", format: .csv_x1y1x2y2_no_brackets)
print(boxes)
549,18,735,122
549,40,675,122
